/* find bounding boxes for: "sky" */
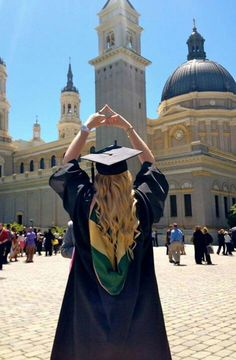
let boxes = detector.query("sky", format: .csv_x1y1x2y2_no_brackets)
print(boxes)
0,0,235,143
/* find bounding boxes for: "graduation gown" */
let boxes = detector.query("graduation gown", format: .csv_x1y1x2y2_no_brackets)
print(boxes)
49,161,172,360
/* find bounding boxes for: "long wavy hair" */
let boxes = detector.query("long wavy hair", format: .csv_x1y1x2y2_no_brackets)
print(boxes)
94,170,139,251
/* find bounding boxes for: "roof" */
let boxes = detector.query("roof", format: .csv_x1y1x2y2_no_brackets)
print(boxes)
161,59,236,101
102,0,135,10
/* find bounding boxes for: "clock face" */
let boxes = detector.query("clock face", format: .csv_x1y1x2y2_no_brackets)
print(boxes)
174,129,184,140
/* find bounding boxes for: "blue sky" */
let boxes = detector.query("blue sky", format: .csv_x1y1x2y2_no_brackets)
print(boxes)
0,0,235,142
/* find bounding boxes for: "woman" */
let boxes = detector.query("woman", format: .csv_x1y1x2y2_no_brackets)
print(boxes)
224,231,233,255
202,227,213,265
192,225,205,264
9,227,19,262
25,227,36,263
49,105,172,360
18,231,25,257
217,229,226,255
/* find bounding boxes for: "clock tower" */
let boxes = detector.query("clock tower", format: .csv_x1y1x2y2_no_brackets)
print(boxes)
89,0,151,150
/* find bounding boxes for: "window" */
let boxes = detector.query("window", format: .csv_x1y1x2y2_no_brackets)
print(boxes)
74,105,77,114
20,162,24,174
63,105,65,114
215,195,220,218
170,195,177,217
0,165,2,177
17,214,23,225
126,31,134,49
184,194,192,217
224,197,228,217
105,31,115,49
51,155,56,167
39,158,45,169
30,160,34,172
68,104,72,113
232,198,236,205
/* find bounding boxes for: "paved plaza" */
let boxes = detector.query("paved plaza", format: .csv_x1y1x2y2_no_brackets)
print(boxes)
0,245,236,360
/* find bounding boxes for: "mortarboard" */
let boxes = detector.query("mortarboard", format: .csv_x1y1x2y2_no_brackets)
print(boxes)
81,144,142,176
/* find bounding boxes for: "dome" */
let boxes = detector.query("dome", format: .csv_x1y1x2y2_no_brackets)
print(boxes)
161,59,236,101
161,23,236,101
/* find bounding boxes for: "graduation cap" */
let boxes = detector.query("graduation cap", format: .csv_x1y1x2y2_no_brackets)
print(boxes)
81,143,142,177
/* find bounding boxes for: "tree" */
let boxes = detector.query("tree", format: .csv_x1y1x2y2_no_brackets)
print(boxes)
227,204,236,228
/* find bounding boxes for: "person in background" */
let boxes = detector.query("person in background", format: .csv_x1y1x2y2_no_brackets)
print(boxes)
229,226,236,250
9,227,19,262
224,231,233,255
169,223,183,265
25,227,36,263
44,229,54,256
165,224,173,262
0,224,9,270
18,231,25,257
192,226,205,264
217,229,226,255
61,221,75,259
152,229,158,247
36,229,44,255
202,227,213,265
3,224,13,264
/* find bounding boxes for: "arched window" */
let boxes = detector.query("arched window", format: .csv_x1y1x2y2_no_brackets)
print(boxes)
105,31,115,49
51,155,56,167
63,105,65,114
68,104,72,113
74,105,77,114
127,31,133,49
39,158,45,169
20,162,24,174
30,160,34,172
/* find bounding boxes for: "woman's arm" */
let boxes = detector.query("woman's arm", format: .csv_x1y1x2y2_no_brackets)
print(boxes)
99,105,155,164
63,112,107,164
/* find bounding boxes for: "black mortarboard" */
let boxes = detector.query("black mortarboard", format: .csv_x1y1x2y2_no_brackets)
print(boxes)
81,144,142,176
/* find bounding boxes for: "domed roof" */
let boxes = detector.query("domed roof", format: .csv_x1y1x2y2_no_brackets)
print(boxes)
161,23,236,101
161,59,236,101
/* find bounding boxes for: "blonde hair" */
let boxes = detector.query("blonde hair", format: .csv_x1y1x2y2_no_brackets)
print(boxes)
94,170,139,251
202,227,208,233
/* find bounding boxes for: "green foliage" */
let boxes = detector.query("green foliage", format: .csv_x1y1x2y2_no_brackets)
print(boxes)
227,204,236,227
51,226,66,237
4,222,24,233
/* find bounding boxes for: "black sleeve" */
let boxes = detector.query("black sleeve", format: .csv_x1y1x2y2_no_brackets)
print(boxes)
49,160,91,219
134,162,169,223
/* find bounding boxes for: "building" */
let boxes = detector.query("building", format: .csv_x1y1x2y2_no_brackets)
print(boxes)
0,0,235,235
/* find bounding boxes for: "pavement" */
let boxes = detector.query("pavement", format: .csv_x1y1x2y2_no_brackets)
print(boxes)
0,245,236,360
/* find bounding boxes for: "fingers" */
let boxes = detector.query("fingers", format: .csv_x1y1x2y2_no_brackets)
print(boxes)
98,104,116,117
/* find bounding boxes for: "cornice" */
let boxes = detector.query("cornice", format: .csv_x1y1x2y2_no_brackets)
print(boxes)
158,91,236,114
89,47,151,67
13,130,95,160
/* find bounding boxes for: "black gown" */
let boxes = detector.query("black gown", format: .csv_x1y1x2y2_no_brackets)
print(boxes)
49,160,172,360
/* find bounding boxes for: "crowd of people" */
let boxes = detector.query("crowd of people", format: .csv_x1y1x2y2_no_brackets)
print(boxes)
1,222,236,271
165,223,236,266
0,223,66,270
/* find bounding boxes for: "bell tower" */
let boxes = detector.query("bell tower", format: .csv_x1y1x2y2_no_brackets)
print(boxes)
89,0,151,149
0,57,14,176
57,62,81,139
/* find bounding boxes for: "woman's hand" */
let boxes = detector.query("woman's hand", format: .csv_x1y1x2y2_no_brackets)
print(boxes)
98,104,132,131
85,112,107,130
